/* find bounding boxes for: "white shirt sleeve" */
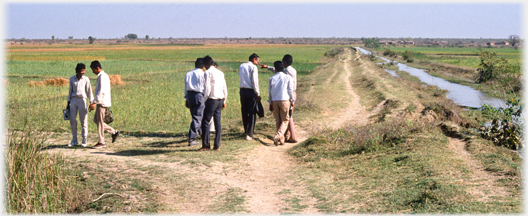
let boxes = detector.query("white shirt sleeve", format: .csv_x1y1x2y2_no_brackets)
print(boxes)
251,65,260,96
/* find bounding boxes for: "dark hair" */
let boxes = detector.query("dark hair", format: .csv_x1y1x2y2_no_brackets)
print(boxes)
249,53,259,61
273,61,284,72
75,63,86,73
195,58,204,68
90,60,102,69
282,54,293,66
203,55,214,68
213,61,218,67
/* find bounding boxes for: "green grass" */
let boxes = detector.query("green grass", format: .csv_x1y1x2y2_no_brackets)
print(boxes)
6,44,335,134
6,123,89,213
287,48,522,213
373,46,521,69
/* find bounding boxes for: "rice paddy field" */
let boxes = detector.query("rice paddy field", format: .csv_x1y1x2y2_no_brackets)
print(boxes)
6,44,337,134
372,46,522,68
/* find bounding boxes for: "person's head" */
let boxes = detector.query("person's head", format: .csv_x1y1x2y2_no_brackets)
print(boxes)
213,61,218,68
203,55,214,69
75,63,86,76
273,61,284,73
249,53,260,65
282,54,293,67
90,60,102,74
195,58,204,69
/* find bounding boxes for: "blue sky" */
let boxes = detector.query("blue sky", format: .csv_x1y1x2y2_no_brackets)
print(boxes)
4,2,524,39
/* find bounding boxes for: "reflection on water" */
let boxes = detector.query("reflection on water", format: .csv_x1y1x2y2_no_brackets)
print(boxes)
356,47,506,109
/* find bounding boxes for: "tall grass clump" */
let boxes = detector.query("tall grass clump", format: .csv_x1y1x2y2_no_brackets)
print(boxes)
6,123,88,213
291,118,429,161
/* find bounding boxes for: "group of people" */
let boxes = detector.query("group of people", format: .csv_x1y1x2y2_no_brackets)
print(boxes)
186,53,298,150
66,53,298,150
66,60,119,148
184,56,228,151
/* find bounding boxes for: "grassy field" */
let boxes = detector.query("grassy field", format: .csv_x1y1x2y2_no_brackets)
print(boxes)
5,44,522,214
6,44,336,134
288,49,522,213
371,46,522,69
366,46,523,100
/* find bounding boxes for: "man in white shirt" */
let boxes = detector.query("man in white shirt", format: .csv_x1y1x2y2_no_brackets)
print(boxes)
198,56,228,151
238,53,261,140
268,61,295,146
185,58,206,146
88,60,119,148
261,54,297,142
67,63,94,147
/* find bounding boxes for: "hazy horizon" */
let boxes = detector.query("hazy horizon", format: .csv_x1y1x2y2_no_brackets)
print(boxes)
6,3,522,40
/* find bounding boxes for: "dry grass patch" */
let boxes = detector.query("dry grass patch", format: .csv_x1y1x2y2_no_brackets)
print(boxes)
10,56,107,61
109,75,125,85
28,77,69,87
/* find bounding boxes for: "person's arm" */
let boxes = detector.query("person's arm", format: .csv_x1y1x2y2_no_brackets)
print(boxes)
67,78,72,109
260,64,275,72
222,73,228,107
268,78,273,112
251,65,260,97
203,71,211,102
89,76,101,111
267,66,275,73
288,76,295,105
86,78,94,104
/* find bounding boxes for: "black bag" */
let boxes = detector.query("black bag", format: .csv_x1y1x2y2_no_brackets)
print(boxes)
254,101,264,118
104,107,114,124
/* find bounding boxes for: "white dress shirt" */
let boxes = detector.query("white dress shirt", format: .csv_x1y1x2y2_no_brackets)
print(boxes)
68,75,94,102
268,71,294,103
204,67,228,104
267,65,297,91
285,66,297,91
94,71,112,107
184,68,205,99
238,61,260,96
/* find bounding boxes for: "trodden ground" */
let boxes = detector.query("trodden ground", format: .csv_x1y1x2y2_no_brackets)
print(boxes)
41,48,522,214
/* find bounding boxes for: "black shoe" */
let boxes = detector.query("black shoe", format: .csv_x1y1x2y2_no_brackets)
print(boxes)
213,147,219,150
93,143,106,148
112,131,120,143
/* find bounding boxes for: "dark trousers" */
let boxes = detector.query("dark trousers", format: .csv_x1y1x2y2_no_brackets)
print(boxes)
187,91,205,141
239,88,257,137
201,99,224,149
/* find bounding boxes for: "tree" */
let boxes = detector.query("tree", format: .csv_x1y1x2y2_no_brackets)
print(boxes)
363,38,380,49
145,35,149,40
68,36,73,40
88,36,95,44
126,34,138,39
509,35,521,47
51,35,55,40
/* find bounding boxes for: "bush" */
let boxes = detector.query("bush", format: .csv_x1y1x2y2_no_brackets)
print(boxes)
364,38,381,49
402,50,414,63
324,47,344,57
479,98,523,150
383,49,398,58
6,124,88,213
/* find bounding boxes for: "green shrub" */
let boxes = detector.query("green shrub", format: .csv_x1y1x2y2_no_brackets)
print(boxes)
364,38,381,49
383,49,398,58
402,50,414,63
479,98,523,150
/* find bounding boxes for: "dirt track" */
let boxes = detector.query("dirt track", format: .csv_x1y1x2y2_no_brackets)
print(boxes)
45,49,514,213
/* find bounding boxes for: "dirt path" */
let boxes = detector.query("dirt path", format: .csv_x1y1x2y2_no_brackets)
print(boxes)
328,49,370,129
447,137,510,201
43,48,514,213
